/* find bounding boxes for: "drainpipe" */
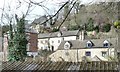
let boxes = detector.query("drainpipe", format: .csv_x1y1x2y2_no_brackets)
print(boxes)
108,46,109,61
76,48,78,63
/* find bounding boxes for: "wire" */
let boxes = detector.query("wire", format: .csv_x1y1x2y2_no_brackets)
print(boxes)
58,1,77,30
32,1,69,25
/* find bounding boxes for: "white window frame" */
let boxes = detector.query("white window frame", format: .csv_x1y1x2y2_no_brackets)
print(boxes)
27,43,30,51
86,41,92,48
103,40,109,48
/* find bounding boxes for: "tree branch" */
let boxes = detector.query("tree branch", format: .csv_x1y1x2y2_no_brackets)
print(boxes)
31,1,69,25
58,1,76,30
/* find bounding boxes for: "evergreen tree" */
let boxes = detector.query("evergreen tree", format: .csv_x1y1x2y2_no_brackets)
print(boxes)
8,15,28,61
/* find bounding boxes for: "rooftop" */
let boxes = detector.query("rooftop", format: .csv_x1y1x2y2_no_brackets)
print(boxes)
25,28,38,34
2,61,119,71
58,38,117,49
32,15,47,25
38,30,80,39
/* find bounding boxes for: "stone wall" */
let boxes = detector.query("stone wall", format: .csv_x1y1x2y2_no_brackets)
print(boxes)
0,27,2,71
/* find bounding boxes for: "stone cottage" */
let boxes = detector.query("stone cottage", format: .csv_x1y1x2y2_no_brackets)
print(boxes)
49,38,117,62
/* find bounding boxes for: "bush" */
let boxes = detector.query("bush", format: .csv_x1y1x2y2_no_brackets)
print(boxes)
86,18,94,31
114,20,120,29
102,24,111,32
68,25,80,30
52,28,59,32
94,25,99,33
38,49,52,57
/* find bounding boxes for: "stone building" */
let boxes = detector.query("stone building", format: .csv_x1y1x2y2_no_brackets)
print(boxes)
38,30,85,51
49,38,117,62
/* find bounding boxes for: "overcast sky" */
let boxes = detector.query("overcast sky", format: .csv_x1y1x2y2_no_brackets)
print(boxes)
0,0,90,15
0,0,92,22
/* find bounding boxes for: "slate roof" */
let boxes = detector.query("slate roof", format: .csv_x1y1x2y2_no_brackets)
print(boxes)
2,61,119,71
25,28,38,34
61,30,79,37
58,38,117,50
38,30,80,39
32,16,47,24
38,33,51,38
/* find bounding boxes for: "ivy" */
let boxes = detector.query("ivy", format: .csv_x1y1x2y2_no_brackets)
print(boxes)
8,15,28,61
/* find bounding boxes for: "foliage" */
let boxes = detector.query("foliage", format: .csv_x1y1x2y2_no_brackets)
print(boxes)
118,52,120,62
8,15,28,61
86,18,94,31
52,28,59,32
68,25,79,30
68,25,84,30
94,25,99,33
107,56,118,62
114,20,120,29
2,25,10,34
38,49,52,57
102,24,111,32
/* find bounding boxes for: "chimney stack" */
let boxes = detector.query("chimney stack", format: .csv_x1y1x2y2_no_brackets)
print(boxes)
79,30,85,40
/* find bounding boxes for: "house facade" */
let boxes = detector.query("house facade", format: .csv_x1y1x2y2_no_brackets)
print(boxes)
49,37,63,51
49,38,117,62
38,32,63,51
38,33,50,51
38,30,84,51
26,29,38,57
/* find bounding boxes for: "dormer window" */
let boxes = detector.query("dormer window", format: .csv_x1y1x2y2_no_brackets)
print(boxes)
64,41,71,49
86,41,93,48
103,40,109,48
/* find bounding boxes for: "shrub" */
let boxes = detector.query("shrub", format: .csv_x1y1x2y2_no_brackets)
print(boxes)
114,20,120,29
102,23,111,32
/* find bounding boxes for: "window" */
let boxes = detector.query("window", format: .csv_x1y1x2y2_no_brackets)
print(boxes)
41,47,43,50
43,40,45,43
103,43,109,47
26,35,30,41
27,43,30,51
87,43,92,48
103,40,109,48
51,46,54,51
41,41,43,43
45,40,47,43
58,40,60,43
102,52,107,57
45,46,48,49
86,41,93,48
85,51,91,56
52,41,54,43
